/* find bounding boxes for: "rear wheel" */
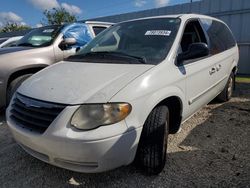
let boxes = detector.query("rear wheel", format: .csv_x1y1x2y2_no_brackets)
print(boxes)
217,72,234,102
6,74,32,105
135,105,169,175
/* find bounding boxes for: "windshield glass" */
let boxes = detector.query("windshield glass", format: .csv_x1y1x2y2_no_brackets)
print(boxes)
16,25,62,47
68,18,180,65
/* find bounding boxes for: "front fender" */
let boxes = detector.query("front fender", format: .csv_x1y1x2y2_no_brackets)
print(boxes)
0,63,48,108
112,85,185,130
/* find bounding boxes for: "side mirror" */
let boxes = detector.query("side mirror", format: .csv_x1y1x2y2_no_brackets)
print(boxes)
59,38,77,50
177,43,209,65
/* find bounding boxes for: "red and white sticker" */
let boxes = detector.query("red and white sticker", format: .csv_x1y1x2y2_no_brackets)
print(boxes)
145,30,171,36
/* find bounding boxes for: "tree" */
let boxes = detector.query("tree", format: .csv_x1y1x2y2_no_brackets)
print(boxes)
42,8,77,25
0,22,31,33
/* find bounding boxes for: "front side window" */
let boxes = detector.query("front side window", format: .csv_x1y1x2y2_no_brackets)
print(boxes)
180,20,207,53
200,19,236,55
67,18,181,65
16,25,62,47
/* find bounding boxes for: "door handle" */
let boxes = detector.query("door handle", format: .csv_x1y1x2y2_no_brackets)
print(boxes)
216,64,222,71
209,67,216,75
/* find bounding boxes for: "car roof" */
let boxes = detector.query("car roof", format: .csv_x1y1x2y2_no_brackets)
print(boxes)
84,21,114,26
118,14,223,24
179,14,223,22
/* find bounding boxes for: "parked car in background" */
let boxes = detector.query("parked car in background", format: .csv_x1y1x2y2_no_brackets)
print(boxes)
0,38,8,44
7,14,238,175
0,36,23,48
0,21,112,109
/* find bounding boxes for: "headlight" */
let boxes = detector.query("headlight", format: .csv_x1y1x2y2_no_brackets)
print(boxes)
71,103,132,130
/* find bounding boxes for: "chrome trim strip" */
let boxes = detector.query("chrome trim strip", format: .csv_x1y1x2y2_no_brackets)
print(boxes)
16,93,65,109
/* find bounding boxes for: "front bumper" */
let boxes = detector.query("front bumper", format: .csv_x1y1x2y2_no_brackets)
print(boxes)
6,105,142,173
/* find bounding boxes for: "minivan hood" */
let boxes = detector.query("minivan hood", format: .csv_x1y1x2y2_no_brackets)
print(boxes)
0,46,33,55
18,61,154,104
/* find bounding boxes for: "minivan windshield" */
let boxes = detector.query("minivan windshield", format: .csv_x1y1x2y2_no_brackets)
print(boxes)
67,18,181,65
16,25,62,47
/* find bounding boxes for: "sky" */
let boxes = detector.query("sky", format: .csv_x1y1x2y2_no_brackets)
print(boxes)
0,0,197,28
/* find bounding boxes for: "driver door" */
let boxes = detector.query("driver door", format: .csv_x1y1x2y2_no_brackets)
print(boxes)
180,19,217,118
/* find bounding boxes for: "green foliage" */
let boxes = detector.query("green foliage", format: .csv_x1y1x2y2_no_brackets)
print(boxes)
236,76,250,83
42,8,77,25
0,22,31,33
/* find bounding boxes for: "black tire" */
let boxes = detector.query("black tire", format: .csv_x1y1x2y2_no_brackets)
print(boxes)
6,74,32,105
135,105,169,175
217,72,234,102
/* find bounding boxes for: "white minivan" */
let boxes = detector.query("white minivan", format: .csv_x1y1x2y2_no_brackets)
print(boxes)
7,14,238,175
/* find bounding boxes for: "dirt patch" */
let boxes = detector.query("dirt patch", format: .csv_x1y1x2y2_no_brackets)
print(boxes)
0,83,249,187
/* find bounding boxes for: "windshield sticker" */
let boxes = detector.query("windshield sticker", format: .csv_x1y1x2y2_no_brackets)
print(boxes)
43,29,54,33
145,30,171,36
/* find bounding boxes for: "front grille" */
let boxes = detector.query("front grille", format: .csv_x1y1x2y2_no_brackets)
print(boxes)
10,93,65,134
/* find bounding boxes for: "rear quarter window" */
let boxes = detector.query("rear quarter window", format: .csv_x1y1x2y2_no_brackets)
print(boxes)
200,18,236,55
93,26,108,36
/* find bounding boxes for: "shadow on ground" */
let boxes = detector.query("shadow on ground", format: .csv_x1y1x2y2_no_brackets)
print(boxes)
0,83,249,187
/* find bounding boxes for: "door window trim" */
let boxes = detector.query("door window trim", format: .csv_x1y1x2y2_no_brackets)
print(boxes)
175,18,210,66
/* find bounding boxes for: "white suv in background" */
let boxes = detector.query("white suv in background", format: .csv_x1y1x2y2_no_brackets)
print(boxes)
7,14,238,175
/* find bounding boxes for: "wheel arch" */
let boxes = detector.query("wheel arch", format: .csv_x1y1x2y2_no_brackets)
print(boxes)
3,65,47,107
134,87,185,134
7,66,47,87
231,66,237,90
136,91,184,134
157,96,183,134
232,66,237,75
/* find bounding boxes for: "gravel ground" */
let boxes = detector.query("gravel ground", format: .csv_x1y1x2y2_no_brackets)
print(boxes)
0,83,249,188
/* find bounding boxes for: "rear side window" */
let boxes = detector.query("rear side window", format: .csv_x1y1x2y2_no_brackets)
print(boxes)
200,19,236,55
93,26,108,36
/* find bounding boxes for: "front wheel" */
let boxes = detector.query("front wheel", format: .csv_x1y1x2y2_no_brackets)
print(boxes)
135,105,169,175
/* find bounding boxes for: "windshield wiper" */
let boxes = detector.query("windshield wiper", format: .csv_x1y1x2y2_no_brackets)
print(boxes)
17,43,35,47
108,51,147,64
83,51,147,64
